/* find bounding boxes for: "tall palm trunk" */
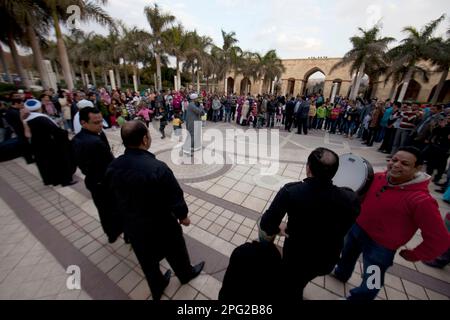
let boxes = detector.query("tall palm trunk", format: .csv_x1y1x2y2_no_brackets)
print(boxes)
351,62,365,100
103,69,108,86
52,8,74,91
196,69,200,92
0,45,11,83
224,74,227,94
431,68,449,104
80,65,86,87
176,56,181,90
89,62,97,87
71,66,76,87
53,61,60,83
7,33,30,89
132,64,138,92
114,66,121,89
27,26,50,89
137,66,141,87
155,53,162,91
123,60,129,85
397,68,413,102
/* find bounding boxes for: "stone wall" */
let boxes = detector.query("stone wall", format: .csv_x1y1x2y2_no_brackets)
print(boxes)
217,57,450,103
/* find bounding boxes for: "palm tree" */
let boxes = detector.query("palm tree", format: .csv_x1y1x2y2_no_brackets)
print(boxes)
387,14,445,102
41,40,61,83
0,45,12,83
331,25,395,100
0,0,33,88
429,36,450,103
258,50,286,93
183,31,213,92
122,27,153,90
162,24,189,90
144,3,175,91
239,51,261,94
38,0,115,91
217,30,240,93
1,0,54,89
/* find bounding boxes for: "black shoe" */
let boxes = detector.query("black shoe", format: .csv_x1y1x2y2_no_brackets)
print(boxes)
61,180,78,187
330,271,347,283
435,189,445,194
108,235,119,244
153,270,172,301
180,261,205,284
422,260,448,269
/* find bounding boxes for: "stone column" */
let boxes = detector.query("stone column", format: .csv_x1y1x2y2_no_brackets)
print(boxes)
133,74,138,92
109,69,116,90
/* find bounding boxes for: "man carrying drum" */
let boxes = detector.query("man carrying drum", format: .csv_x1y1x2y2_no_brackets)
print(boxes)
333,146,450,300
259,147,361,300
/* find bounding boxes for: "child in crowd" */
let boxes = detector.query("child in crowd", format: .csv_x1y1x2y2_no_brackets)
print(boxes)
157,106,168,139
172,113,183,142
276,104,283,127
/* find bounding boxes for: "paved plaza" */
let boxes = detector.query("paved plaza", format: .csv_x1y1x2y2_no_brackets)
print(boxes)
0,121,449,300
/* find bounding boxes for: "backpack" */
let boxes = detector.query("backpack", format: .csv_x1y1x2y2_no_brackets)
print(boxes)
219,241,282,301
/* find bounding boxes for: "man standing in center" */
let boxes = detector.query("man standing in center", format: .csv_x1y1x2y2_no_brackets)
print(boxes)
104,120,205,300
183,93,203,155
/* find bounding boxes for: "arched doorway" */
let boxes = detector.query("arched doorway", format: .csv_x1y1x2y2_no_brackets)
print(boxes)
287,78,295,96
302,68,326,96
428,80,450,103
226,77,235,94
395,79,422,102
240,77,251,95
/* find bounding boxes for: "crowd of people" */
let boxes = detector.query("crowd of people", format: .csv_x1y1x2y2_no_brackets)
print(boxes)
0,85,449,300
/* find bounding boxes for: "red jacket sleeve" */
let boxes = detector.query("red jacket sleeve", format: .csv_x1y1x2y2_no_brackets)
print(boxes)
406,196,450,261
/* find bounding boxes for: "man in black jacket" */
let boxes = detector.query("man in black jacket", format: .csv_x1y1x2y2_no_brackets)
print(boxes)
260,147,360,300
296,97,310,135
4,98,34,163
104,120,205,300
72,107,120,243
285,97,296,132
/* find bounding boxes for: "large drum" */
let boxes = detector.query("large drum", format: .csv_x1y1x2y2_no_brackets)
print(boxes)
333,153,374,196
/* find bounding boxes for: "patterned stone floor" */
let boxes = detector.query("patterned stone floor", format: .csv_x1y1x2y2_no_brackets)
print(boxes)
0,121,449,300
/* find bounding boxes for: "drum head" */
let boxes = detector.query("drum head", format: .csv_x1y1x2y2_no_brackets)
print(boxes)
333,154,374,195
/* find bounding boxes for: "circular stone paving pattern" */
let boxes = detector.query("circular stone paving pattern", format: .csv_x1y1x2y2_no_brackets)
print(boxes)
154,148,232,183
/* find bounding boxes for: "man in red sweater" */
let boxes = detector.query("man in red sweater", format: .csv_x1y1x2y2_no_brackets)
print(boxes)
333,146,450,300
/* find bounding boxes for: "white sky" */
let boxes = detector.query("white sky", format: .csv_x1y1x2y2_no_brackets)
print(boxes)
6,0,450,69
88,0,449,60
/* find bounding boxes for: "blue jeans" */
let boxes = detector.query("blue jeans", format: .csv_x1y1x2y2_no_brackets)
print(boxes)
334,224,396,300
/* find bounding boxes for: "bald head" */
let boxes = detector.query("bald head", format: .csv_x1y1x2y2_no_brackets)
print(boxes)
121,120,150,149
307,148,339,182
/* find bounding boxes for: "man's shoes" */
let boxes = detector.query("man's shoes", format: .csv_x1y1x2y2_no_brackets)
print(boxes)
107,233,120,244
180,261,205,284
330,270,347,283
61,180,78,187
422,260,448,269
153,270,172,301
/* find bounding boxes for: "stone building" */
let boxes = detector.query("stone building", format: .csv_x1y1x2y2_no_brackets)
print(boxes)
219,57,450,103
